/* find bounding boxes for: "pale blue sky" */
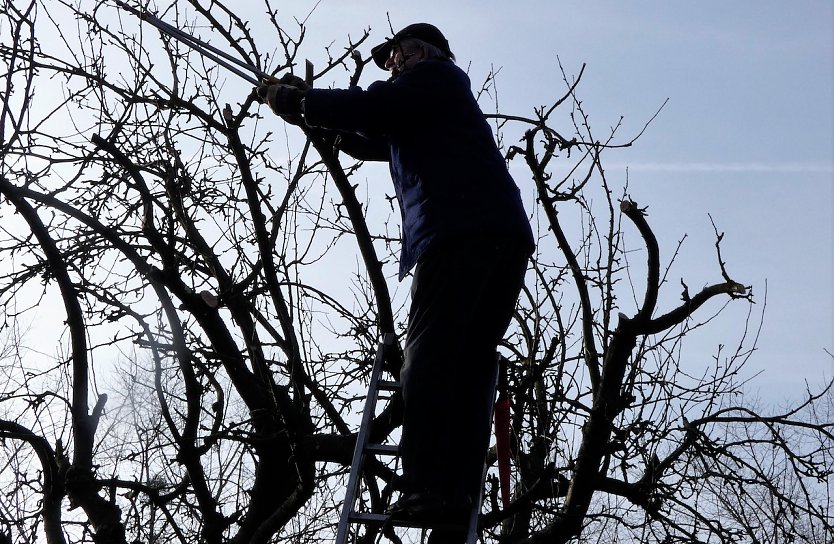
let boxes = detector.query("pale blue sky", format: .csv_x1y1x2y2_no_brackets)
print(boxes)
12,1,830,404
272,0,833,401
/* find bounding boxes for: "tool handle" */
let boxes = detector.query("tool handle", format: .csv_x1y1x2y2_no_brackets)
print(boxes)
115,0,273,85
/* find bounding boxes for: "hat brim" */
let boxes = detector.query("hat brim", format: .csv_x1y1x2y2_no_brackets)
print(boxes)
371,40,393,70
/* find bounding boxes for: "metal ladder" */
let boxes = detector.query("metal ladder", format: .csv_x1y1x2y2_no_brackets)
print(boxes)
335,333,494,544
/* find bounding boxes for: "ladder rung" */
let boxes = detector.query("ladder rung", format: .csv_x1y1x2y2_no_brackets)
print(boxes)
349,511,471,531
364,443,398,455
349,512,388,525
378,380,401,391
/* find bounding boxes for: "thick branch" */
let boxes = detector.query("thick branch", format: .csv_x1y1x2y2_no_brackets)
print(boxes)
620,200,660,325
0,176,126,542
0,421,66,544
522,130,601,390
645,281,748,334
308,135,396,343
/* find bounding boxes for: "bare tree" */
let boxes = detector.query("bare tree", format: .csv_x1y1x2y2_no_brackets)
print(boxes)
0,2,831,543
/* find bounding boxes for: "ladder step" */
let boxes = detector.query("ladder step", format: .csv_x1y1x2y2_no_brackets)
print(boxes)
364,443,398,455
349,511,471,531
378,380,401,391
349,512,388,525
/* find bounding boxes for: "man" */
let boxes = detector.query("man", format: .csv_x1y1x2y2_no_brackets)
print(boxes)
258,23,534,537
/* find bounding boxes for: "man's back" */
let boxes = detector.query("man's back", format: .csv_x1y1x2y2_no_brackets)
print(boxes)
305,59,534,278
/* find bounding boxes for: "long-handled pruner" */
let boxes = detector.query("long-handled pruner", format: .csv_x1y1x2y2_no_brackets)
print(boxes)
115,1,312,86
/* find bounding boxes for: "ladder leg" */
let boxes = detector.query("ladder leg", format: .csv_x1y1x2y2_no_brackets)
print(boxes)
464,352,502,544
338,343,502,544
336,333,397,544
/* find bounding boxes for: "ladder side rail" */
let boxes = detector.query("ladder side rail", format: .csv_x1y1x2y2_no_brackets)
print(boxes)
465,353,502,544
335,335,394,544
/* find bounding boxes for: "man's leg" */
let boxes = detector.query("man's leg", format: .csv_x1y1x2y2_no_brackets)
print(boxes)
397,238,528,516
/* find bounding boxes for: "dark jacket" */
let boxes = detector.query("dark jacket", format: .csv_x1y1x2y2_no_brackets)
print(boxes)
304,59,534,280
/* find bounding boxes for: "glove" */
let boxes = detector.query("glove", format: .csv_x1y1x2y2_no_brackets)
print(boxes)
256,83,305,117
277,72,310,91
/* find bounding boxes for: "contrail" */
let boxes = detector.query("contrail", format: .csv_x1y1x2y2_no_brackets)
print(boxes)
604,162,834,174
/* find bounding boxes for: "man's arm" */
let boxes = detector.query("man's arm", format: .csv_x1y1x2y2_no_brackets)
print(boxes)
300,85,396,161
302,79,422,137
255,82,390,161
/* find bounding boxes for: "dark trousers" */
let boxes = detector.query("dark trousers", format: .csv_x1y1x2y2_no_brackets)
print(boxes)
399,237,528,505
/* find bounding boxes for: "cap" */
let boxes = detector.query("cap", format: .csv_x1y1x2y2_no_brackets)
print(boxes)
371,23,454,70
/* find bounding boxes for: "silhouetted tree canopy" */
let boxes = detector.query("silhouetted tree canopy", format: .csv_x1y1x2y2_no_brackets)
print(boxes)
0,2,831,543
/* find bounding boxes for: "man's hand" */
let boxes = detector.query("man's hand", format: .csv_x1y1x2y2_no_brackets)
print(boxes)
256,83,304,116
255,73,311,125
276,72,310,91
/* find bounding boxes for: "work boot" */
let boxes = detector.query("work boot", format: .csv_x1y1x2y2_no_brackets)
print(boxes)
387,491,471,527
427,527,467,544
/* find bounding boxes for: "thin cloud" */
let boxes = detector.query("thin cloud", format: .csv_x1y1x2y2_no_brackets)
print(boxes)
606,162,834,174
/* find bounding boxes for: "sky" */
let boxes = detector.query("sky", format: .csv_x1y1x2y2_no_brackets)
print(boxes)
267,0,833,402
5,1,830,406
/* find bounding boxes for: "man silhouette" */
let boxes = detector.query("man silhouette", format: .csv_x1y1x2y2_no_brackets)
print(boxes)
259,23,534,541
